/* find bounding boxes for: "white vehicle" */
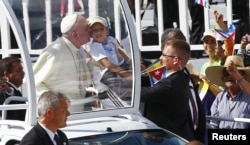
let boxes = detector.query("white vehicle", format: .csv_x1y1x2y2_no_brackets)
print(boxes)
0,0,188,145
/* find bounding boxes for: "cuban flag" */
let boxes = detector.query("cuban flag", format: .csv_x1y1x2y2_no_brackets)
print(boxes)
228,24,236,40
141,60,162,75
195,0,209,8
214,24,236,40
148,66,167,86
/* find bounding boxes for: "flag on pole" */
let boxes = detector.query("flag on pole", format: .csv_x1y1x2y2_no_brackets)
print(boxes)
195,0,210,8
214,24,236,40
142,60,162,74
214,29,230,39
214,24,235,56
147,66,167,86
227,24,236,40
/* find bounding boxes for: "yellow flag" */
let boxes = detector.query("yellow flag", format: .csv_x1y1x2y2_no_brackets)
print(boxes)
198,81,209,101
142,60,162,74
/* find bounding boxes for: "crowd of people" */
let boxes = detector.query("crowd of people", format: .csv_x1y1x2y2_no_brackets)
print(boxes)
1,3,250,145
198,11,250,130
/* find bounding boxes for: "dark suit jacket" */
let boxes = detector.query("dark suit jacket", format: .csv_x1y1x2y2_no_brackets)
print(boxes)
141,70,194,141
184,68,206,143
20,123,68,145
0,81,26,120
141,68,206,142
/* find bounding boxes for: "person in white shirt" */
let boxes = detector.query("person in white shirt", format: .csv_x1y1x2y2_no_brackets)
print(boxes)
33,14,92,112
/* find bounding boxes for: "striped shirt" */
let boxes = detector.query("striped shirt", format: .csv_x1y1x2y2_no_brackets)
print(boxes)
210,90,250,129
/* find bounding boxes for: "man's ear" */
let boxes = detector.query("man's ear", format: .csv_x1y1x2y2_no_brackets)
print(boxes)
46,108,54,118
173,57,179,65
72,31,77,38
3,71,9,80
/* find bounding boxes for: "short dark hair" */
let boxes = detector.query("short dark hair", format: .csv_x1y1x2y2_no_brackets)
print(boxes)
161,28,186,44
0,56,21,78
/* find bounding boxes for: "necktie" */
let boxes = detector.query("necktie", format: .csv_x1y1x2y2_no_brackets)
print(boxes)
189,88,198,128
54,134,61,145
15,89,22,96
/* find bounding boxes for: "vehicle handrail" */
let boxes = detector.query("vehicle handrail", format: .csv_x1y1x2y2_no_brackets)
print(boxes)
69,87,98,106
0,119,33,131
206,115,250,129
206,115,250,123
70,95,99,106
3,96,28,105
0,96,28,120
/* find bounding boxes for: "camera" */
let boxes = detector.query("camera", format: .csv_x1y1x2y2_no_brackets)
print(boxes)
244,44,250,66
247,35,250,42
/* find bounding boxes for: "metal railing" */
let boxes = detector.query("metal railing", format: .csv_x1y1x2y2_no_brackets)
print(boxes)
206,115,250,129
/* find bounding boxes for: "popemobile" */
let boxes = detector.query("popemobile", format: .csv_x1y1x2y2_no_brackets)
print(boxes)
0,0,188,145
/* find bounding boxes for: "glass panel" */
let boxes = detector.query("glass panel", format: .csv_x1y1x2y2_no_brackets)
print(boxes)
11,0,62,49
68,129,187,145
8,0,134,114
83,0,133,112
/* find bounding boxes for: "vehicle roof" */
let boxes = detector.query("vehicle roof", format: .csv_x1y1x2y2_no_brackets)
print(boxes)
64,114,159,139
0,114,160,139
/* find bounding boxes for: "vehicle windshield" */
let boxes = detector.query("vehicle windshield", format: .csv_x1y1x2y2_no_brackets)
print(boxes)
68,129,187,145
0,0,139,119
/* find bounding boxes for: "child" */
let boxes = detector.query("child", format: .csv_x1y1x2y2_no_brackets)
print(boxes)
87,16,131,78
83,16,132,109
